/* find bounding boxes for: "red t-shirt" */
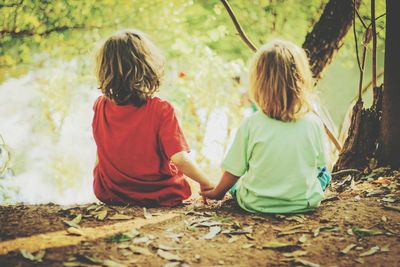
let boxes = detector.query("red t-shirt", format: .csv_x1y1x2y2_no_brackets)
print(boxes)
92,96,191,206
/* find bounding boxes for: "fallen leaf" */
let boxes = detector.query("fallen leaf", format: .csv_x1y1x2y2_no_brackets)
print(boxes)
242,244,255,249
321,195,339,202
117,243,130,249
133,236,151,244
381,245,390,252
355,258,364,264
381,216,388,222
157,244,180,251
272,224,305,232
63,262,81,266
285,215,305,223
222,228,252,235
109,214,133,220
347,228,354,235
75,254,103,264
64,214,82,228
320,225,341,232
340,244,356,255
275,214,286,220
228,236,239,243
359,246,380,257
20,249,45,262
162,262,181,267
277,229,310,237
66,227,84,236
352,227,383,237
192,221,222,227
193,254,201,262
185,210,205,216
293,258,320,267
93,209,108,220
20,249,35,261
107,233,132,243
120,250,133,257
366,189,385,197
126,228,140,238
382,197,396,203
86,204,99,211
157,249,182,261
313,228,320,237
383,205,400,212
66,256,77,262
60,206,79,211
129,245,152,255
143,208,153,219
202,226,221,240
298,235,307,244
103,259,127,267
245,233,255,240
374,177,391,185
165,232,184,241
282,250,308,257
262,241,299,250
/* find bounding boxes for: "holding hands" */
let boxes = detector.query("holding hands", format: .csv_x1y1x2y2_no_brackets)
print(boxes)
200,171,239,201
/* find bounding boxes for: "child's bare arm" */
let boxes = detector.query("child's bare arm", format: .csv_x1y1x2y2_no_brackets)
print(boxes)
171,151,214,190
200,171,239,200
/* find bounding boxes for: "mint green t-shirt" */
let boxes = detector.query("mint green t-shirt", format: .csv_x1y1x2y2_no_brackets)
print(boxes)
222,111,328,214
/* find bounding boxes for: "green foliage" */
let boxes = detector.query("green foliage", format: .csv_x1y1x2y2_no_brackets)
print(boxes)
0,0,388,201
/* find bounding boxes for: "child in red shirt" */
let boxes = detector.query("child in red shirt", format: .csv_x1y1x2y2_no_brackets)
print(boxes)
92,30,213,206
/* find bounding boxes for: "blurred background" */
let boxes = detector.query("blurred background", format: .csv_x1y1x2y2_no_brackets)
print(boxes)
0,0,385,204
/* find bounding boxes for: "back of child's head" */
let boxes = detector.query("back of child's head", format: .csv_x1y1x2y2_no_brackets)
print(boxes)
96,29,164,106
249,39,314,122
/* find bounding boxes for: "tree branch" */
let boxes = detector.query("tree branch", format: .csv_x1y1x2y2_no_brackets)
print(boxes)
0,25,104,38
220,0,257,52
219,0,342,151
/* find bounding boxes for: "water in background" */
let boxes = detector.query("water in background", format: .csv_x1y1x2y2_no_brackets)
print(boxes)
0,60,99,204
0,45,383,205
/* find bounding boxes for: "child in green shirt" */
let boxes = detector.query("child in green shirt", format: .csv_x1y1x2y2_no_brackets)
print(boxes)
201,40,331,213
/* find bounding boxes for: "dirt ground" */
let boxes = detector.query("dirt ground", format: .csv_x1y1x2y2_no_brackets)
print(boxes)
0,169,399,267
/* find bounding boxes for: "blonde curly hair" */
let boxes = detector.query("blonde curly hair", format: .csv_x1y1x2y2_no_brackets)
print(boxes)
96,29,164,106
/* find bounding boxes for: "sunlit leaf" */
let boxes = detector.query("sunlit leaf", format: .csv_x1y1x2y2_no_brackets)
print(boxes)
202,226,221,240
352,227,383,237
129,245,152,256
340,244,356,255
107,233,132,243
359,246,380,257
157,249,182,261
109,214,133,220
262,241,299,250
64,214,82,228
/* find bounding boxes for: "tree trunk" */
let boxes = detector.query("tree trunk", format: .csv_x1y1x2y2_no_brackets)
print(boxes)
378,0,400,168
303,0,361,80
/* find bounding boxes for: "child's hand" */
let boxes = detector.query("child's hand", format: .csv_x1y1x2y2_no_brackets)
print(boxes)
199,188,224,200
200,182,214,192
200,182,215,204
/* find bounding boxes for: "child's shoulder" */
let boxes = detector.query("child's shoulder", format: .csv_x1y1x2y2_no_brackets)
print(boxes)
93,95,105,111
147,97,179,117
148,97,175,110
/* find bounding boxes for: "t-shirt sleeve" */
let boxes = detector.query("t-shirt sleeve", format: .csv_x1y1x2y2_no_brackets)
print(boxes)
158,102,190,159
221,120,249,177
93,95,103,111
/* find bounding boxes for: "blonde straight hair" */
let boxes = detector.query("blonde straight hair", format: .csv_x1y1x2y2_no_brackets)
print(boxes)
249,39,314,122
